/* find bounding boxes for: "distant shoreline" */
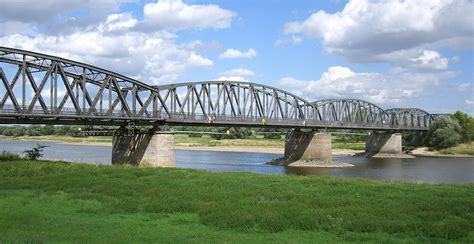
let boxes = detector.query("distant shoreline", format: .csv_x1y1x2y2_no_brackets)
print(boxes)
1,136,472,158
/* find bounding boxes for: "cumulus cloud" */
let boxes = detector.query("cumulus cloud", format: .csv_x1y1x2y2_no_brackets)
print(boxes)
219,48,257,59
277,66,456,105
0,0,240,84
140,0,236,31
216,76,250,82
219,68,255,77
0,31,213,84
282,0,473,68
0,0,129,23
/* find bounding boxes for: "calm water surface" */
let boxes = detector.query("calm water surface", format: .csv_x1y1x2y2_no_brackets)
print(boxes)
1,139,473,184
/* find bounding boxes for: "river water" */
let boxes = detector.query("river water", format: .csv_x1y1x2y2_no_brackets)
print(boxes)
1,139,473,184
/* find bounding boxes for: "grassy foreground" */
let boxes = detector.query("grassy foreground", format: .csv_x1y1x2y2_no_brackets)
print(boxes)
0,159,473,242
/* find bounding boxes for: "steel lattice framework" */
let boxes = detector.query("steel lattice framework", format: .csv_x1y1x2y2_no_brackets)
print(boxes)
386,108,434,128
0,47,434,130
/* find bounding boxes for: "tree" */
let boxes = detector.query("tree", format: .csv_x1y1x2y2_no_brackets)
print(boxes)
426,116,462,149
451,111,474,142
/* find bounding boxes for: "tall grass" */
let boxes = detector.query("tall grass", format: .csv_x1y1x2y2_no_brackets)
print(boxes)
0,151,20,161
0,159,473,242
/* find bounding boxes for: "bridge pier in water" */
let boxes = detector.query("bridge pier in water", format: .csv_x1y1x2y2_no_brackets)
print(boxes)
112,128,176,167
270,129,332,165
365,132,414,158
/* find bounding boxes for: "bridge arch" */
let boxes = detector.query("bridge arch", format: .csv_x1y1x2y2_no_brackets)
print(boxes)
311,98,389,125
0,46,433,130
386,108,434,128
154,80,317,122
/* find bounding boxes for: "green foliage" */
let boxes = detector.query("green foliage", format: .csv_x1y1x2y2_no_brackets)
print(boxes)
261,128,283,139
402,131,427,152
451,111,474,142
426,116,462,149
210,127,253,140
2,126,26,137
0,151,20,161
0,160,473,242
23,144,48,160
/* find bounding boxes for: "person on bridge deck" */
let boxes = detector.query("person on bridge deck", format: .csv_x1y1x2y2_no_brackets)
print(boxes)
261,118,267,125
207,116,213,124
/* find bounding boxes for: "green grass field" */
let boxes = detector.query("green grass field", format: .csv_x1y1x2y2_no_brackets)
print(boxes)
441,142,474,155
0,159,473,242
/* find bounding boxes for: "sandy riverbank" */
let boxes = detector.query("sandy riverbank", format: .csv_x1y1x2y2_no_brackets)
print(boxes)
410,147,474,158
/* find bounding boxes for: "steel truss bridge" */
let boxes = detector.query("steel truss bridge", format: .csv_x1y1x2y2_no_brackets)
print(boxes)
0,47,434,131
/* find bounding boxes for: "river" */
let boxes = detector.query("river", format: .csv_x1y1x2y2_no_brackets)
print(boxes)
1,139,473,184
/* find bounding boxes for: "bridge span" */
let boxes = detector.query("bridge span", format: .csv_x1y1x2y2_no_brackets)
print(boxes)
0,46,433,130
0,47,437,167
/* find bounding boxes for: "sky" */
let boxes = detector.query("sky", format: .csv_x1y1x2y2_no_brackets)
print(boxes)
0,0,473,114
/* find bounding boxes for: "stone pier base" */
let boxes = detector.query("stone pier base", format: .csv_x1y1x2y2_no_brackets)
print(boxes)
269,130,332,165
112,128,176,167
365,132,414,158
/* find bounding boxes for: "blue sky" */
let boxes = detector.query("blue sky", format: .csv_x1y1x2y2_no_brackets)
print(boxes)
0,0,473,114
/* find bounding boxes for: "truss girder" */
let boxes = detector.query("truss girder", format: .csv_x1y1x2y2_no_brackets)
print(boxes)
0,47,433,130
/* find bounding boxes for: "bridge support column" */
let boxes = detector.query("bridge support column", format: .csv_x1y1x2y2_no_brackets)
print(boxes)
112,128,176,167
365,132,414,158
269,129,332,165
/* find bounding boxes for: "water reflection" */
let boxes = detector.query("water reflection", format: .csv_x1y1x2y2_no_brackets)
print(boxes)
1,139,473,184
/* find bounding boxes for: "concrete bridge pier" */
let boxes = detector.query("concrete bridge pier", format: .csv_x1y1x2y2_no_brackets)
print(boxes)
111,127,176,167
269,129,332,165
365,131,414,158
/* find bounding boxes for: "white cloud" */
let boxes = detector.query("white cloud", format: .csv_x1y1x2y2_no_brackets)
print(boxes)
0,24,213,85
277,66,456,105
219,48,257,59
0,0,129,23
457,83,472,92
100,13,138,33
275,35,302,47
216,76,250,82
282,0,473,68
219,68,255,77
141,0,236,31
0,0,240,85
466,100,474,105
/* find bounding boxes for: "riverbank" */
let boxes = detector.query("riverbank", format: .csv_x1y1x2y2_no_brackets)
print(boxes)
411,145,474,157
0,135,364,155
0,159,473,242
1,135,472,157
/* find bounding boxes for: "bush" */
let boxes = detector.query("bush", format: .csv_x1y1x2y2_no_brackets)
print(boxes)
426,116,462,149
26,125,43,136
3,126,26,137
23,144,48,160
188,133,203,138
210,127,253,140
263,132,281,139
